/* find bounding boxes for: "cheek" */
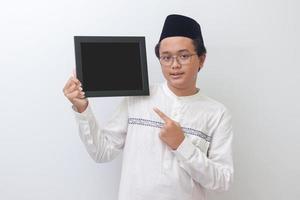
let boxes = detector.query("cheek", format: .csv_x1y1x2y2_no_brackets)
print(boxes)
180,69,198,83
190,61,201,74
161,67,170,78
184,71,196,81
185,66,199,77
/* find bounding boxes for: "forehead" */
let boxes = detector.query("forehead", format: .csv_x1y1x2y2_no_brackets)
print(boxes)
160,36,194,54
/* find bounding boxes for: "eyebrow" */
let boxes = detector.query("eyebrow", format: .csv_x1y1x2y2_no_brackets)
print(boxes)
160,49,191,54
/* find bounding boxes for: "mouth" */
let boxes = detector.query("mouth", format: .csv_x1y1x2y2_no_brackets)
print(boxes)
170,72,184,79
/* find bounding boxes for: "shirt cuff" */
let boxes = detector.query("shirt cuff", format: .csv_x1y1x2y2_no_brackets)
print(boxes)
172,136,196,161
72,102,93,120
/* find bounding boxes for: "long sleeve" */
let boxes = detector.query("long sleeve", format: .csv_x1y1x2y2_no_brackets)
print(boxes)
172,108,234,191
72,97,128,163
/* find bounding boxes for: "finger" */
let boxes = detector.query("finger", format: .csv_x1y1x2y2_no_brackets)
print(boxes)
66,90,79,99
78,90,85,98
71,69,80,84
72,68,77,78
71,77,80,85
174,121,180,127
63,76,80,93
64,83,77,94
73,95,86,101
67,90,84,100
78,85,83,91
160,127,167,132
153,107,171,123
63,76,74,92
73,93,86,101
78,95,86,99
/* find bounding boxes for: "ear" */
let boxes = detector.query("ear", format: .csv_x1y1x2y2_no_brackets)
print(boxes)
198,54,206,72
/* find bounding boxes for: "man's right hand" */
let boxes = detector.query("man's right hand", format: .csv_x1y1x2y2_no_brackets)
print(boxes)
63,73,88,113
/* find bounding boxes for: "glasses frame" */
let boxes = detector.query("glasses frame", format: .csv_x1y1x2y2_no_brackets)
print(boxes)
159,52,198,66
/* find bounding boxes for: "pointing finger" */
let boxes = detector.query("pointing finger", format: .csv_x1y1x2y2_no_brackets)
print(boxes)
153,107,171,123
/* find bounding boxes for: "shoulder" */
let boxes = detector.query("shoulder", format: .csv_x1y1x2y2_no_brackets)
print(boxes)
196,93,231,116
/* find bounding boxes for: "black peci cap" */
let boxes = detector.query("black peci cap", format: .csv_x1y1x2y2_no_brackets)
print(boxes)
159,14,204,45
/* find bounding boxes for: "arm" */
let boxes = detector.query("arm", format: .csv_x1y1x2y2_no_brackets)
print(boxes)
72,97,128,163
172,108,234,191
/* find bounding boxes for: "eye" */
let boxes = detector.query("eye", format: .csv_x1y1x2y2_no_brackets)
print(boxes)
179,54,190,59
161,55,171,61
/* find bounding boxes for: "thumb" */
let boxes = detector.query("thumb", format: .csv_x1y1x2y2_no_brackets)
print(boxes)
72,68,77,78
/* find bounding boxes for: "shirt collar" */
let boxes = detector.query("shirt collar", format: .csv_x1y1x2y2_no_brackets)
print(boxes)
161,81,202,102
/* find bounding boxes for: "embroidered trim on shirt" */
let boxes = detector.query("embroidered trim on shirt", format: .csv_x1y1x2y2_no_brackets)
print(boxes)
128,117,212,142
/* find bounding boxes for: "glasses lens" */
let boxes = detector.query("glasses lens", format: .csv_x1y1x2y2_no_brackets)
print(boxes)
160,54,194,66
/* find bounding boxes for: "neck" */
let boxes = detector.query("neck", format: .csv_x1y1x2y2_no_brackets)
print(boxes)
167,82,198,97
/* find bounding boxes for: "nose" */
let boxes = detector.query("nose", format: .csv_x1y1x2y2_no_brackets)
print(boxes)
171,56,181,69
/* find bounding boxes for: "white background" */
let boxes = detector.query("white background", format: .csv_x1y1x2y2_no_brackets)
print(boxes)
0,0,299,199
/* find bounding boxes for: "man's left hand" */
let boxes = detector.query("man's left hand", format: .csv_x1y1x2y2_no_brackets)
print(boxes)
153,107,185,150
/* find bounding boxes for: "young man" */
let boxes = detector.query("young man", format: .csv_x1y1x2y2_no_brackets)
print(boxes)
63,14,233,200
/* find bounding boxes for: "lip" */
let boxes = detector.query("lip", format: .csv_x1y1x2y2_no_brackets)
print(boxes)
170,72,184,79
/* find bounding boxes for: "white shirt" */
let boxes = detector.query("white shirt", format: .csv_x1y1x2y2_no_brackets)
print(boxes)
72,81,234,200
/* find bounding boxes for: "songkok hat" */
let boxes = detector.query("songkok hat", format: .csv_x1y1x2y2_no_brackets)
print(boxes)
159,14,204,45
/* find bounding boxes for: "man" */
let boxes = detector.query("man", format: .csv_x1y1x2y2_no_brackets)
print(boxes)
63,14,233,200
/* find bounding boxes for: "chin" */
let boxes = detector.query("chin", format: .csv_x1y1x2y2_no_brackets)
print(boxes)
167,79,187,89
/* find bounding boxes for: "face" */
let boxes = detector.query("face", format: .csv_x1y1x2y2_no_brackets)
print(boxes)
159,36,206,92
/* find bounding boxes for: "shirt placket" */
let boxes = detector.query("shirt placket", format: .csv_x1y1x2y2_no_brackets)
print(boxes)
161,100,183,173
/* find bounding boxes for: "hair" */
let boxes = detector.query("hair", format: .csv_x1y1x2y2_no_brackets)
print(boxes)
154,37,207,58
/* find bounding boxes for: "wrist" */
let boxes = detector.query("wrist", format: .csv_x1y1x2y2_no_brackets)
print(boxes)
75,101,88,113
172,135,185,150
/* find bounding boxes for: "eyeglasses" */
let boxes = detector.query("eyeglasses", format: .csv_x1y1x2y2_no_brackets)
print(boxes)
159,53,197,66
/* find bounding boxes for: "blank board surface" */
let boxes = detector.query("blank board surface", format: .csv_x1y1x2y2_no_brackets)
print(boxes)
74,36,149,97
